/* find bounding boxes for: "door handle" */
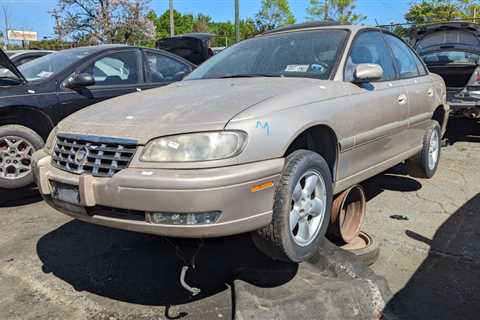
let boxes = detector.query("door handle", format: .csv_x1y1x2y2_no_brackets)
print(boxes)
398,94,408,105
427,88,434,97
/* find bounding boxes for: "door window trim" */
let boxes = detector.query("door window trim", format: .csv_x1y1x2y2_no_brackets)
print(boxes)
342,28,399,83
381,31,429,80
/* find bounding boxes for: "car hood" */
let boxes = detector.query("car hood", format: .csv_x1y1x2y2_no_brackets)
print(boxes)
156,34,213,65
411,22,480,54
0,48,26,82
59,77,332,144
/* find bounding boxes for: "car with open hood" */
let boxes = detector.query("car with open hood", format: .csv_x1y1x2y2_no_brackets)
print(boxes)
0,45,193,189
33,23,449,262
412,21,480,118
156,33,214,65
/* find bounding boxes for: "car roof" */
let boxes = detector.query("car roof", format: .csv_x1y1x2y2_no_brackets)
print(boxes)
58,44,132,55
262,21,368,36
7,50,54,54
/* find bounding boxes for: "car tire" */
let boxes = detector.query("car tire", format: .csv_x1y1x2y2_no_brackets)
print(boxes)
0,125,44,189
252,150,333,263
407,120,441,179
341,231,380,266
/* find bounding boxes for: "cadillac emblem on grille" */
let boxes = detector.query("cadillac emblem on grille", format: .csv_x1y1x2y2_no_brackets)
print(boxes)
74,146,89,165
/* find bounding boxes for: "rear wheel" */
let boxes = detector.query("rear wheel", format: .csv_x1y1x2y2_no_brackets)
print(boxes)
252,150,333,262
407,120,441,179
0,125,44,189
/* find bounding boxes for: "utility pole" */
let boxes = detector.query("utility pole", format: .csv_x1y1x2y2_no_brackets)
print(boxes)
1,5,9,50
323,0,328,21
235,0,240,42
169,0,175,37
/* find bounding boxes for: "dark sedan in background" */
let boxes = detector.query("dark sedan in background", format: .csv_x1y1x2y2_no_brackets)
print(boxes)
412,21,480,119
0,44,194,189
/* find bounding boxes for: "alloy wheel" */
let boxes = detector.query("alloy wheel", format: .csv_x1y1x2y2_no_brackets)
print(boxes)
428,129,439,171
0,136,35,180
289,170,327,247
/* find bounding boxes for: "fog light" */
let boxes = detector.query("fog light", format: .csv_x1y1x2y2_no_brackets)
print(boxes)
149,211,221,225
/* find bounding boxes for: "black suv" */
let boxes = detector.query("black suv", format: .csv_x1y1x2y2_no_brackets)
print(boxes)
0,44,194,189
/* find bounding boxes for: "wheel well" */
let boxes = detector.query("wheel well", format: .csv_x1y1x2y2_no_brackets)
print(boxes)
432,105,446,129
284,125,338,178
0,107,53,140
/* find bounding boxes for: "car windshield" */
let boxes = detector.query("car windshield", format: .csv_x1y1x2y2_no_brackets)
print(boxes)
185,29,348,80
16,49,92,81
422,50,480,65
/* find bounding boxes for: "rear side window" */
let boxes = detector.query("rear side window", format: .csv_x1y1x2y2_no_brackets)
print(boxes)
345,31,396,81
383,34,421,78
144,51,191,82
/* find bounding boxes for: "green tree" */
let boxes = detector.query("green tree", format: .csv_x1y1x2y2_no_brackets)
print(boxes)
457,0,480,21
405,0,461,24
255,0,296,32
148,9,260,46
147,9,193,40
193,14,212,33
306,0,366,24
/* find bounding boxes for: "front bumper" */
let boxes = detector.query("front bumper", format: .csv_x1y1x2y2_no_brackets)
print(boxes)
33,149,283,238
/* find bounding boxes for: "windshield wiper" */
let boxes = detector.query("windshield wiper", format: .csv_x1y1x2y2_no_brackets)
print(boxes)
218,73,280,79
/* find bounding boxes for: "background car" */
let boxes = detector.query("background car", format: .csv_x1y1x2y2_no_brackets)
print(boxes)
0,44,194,189
412,21,480,119
156,32,215,65
6,50,54,66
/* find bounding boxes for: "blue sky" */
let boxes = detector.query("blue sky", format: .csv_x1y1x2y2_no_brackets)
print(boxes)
0,0,413,39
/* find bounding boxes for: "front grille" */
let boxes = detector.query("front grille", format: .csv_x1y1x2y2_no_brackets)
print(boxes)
52,134,137,177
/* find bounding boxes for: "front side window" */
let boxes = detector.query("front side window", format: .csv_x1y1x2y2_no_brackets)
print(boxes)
186,29,348,80
384,34,421,78
81,51,140,86
145,51,190,82
345,31,396,81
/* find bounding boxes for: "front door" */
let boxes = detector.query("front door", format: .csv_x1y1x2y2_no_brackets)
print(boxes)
338,30,409,180
56,49,143,121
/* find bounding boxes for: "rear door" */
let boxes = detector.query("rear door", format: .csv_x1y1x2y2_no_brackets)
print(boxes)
340,30,408,179
57,49,143,119
383,33,434,150
139,49,193,90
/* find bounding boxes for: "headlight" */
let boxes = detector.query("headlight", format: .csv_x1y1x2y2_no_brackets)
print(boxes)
141,131,247,162
44,127,58,153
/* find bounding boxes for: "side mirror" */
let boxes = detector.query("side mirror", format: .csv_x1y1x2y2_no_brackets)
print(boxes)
65,73,95,89
353,64,383,83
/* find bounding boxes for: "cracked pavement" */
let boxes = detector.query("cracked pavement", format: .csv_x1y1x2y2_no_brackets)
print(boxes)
0,118,479,319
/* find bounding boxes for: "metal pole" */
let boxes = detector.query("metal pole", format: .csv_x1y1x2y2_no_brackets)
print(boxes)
235,0,240,42
169,0,175,37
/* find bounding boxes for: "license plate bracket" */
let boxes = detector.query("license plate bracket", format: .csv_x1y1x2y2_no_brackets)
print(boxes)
51,182,81,205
